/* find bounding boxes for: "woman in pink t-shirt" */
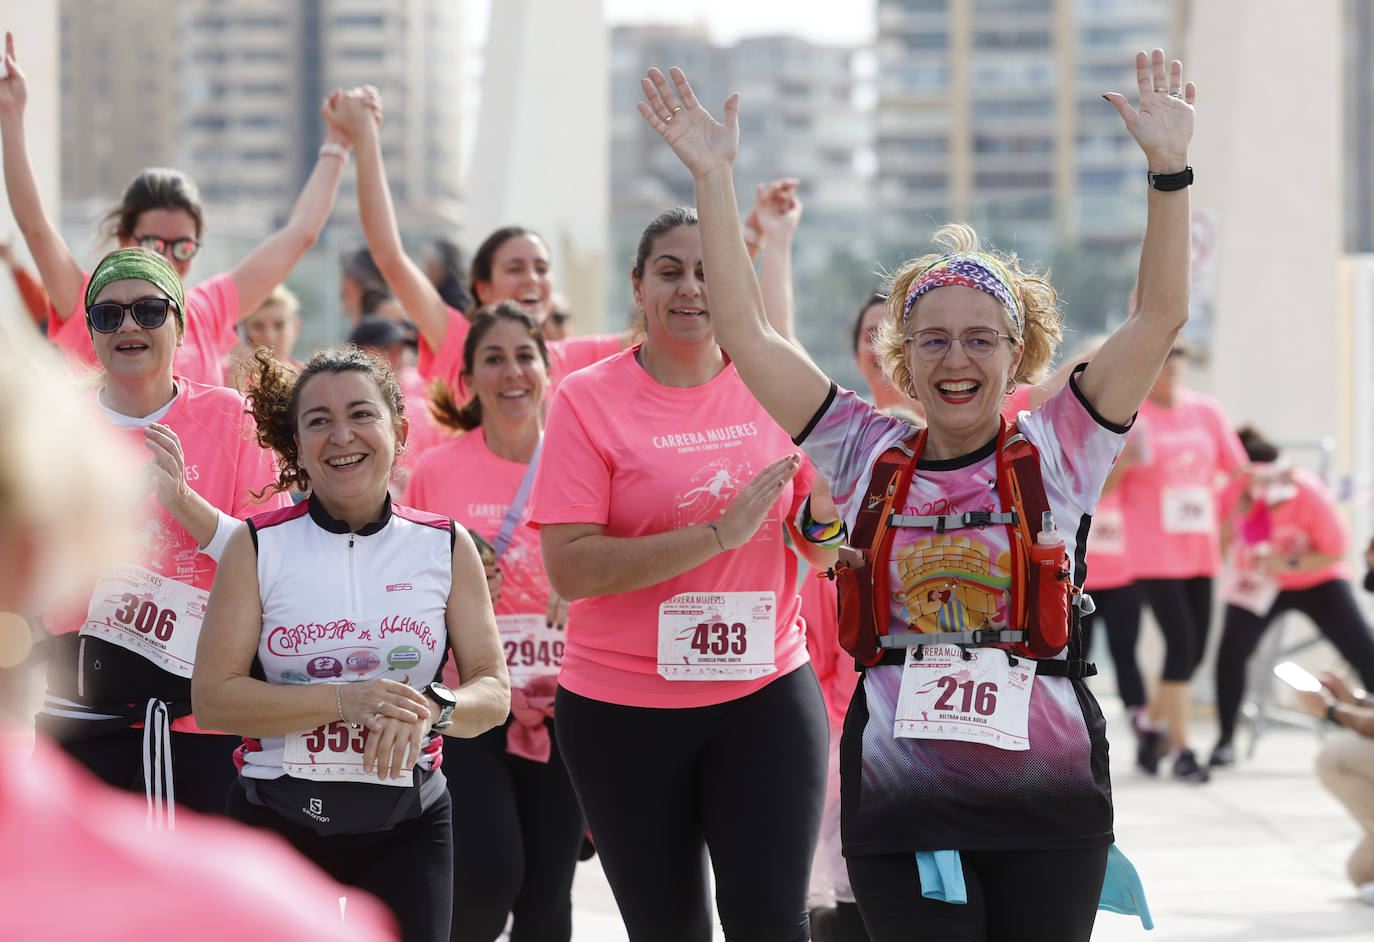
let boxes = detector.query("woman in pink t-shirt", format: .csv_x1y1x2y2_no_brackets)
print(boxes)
0,33,355,385
1210,427,1374,767
402,303,584,942
1114,336,1246,781
34,248,288,821
639,51,1193,941
530,207,835,941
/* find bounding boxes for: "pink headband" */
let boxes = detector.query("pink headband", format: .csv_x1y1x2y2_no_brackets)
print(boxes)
901,253,1024,332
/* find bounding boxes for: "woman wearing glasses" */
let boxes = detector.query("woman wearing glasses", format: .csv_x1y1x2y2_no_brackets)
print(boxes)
639,49,1194,941
35,248,287,820
0,32,355,386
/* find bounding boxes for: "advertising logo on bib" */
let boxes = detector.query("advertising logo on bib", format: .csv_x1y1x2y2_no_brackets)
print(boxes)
306,656,343,679
388,645,421,670
346,650,381,676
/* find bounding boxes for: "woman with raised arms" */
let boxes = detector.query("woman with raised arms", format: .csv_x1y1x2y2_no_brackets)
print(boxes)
637,50,1194,941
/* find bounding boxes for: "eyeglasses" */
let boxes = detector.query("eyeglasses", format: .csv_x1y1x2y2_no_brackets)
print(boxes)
549,312,571,326
1167,347,1188,359
86,298,178,333
903,327,1011,361
137,235,200,262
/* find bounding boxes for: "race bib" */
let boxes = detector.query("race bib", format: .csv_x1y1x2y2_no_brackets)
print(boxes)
498,614,565,687
1090,505,1125,556
893,645,1037,750
1161,486,1214,534
282,721,412,788
1220,554,1279,616
79,563,207,677
657,591,777,681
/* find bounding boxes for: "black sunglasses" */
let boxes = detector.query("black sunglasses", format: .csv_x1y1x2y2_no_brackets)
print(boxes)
137,235,200,262
86,298,178,333
549,312,572,326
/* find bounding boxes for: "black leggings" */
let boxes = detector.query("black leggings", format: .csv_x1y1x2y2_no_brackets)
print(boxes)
847,846,1109,942
229,779,454,942
1214,579,1374,744
60,728,238,817
1137,576,1214,682
1080,585,1146,709
445,719,585,942
554,665,829,942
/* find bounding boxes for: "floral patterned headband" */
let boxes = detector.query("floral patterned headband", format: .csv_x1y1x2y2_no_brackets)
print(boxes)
901,253,1024,333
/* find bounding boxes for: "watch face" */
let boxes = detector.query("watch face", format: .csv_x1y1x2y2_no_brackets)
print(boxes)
428,682,458,708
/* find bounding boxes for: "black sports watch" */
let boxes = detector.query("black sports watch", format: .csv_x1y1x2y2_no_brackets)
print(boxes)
1147,165,1193,191
424,681,457,730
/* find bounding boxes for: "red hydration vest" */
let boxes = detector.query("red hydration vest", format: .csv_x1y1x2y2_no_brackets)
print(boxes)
831,417,1088,669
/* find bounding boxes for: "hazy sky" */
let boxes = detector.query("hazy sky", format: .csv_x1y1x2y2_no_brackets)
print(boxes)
602,0,877,45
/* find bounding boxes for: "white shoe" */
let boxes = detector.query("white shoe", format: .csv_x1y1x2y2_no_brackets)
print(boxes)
1358,881,1374,905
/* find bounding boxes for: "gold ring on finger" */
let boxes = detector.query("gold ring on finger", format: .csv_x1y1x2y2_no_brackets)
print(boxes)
1153,85,1167,93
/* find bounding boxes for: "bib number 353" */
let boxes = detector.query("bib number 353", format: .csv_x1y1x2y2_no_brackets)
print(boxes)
282,721,412,787
893,645,1037,750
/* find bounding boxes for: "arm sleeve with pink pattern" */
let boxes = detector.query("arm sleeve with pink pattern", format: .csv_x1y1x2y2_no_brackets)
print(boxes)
416,304,472,386
527,384,613,527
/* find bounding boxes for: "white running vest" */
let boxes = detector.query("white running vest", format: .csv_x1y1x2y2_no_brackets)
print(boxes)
241,497,454,780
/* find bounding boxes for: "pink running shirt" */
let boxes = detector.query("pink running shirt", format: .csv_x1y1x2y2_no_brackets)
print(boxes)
52,271,241,386
528,347,814,708
403,427,556,690
2,729,397,941
1118,389,1246,580
1218,465,1351,592
416,304,621,393
1083,489,1132,591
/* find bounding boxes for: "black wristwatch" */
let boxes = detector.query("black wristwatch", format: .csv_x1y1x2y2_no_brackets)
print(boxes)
424,681,457,730
1147,166,1193,191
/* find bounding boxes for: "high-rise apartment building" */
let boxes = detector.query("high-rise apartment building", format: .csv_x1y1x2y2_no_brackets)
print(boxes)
609,25,872,377
875,0,1182,263
59,0,463,229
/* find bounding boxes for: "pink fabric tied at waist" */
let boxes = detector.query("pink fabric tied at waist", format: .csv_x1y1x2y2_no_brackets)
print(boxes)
506,676,558,763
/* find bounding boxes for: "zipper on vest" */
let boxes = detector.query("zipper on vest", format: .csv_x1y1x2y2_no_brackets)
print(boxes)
347,532,361,617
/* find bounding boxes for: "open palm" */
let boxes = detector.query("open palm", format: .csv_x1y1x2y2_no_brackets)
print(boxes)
1103,49,1195,168
637,67,738,179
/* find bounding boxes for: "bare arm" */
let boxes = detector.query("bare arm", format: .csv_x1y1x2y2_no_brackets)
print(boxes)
225,92,354,319
193,527,433,738
752,178,803,347
0,32,83,319
542,454,801,599
326,89,451,353
638,69,831,439
441,525,511,737
1078,50,1195,425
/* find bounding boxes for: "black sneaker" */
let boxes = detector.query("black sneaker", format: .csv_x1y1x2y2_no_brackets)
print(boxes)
1136,728,1163,775
1208,741,1236,768
1171,748,1211,783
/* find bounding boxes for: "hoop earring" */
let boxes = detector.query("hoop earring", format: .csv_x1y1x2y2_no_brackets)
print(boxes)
1005,378,1017,395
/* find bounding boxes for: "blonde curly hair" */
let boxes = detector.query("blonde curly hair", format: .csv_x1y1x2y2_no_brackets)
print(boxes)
874,223,1063,399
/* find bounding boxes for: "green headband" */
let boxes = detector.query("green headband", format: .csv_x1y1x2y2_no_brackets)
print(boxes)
85,248,186,329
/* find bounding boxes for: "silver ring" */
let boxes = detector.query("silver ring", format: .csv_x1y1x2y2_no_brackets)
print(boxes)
1169,90,1183,99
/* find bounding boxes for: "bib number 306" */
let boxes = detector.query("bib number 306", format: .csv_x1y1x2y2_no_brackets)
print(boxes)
893,645,1037,750
79,563,206,677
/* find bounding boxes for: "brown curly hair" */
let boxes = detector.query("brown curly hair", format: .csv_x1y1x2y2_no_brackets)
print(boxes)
246,346,406,496
874,223,1063,398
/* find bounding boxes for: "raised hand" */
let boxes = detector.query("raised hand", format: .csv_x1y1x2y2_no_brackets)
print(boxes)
0,32,28,120
637,67,739,180
144,424,194,513
323,85,382,144
751,178,803,243
712,454,801,550
1103,49,1195,171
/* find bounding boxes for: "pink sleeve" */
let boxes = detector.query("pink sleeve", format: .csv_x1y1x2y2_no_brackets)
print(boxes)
1211,403,1247,475
51,272,100,373
233,411,289,517
400,453,433,510
1300,478,1350,557
416,304,471,387
190,273,242,360
1217,473,1246,521
528,385,613,527
791,454,819,519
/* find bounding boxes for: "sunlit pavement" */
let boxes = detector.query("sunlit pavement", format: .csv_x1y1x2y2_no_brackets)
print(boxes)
563,703,1374,941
